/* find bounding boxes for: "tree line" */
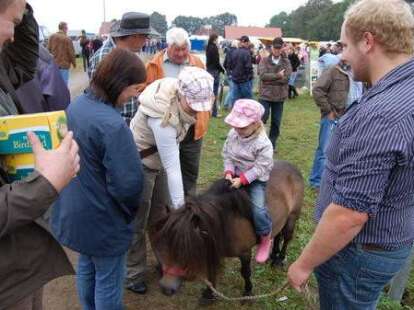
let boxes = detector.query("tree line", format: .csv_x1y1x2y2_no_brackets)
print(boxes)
267,0,356,41
150,0,414,40
150,12,237,37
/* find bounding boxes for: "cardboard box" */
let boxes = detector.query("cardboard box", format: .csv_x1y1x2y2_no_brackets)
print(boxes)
0,111,67,180
0,111,67,154
3,153,35,181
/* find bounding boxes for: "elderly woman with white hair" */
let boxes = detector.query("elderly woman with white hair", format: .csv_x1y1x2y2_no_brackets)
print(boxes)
125,66,214,294
144,27,208,197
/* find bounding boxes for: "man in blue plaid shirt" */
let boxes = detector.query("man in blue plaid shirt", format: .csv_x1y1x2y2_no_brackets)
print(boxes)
89,12,157,125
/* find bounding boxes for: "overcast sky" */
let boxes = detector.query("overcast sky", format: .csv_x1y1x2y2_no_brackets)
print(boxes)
30,0,323,33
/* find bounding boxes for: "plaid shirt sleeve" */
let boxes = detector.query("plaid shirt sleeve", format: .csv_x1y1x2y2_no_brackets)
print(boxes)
88,40,114,79
118,96,139,126
88,39,139,125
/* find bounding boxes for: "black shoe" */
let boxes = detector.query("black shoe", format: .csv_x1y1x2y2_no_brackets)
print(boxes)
293,87,299,98
288,86,293,99
127,281,147,295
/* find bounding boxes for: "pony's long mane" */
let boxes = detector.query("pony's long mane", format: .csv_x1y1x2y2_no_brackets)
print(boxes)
154,179,252,280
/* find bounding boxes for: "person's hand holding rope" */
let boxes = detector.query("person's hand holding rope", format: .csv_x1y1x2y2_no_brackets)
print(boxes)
287,260,313,293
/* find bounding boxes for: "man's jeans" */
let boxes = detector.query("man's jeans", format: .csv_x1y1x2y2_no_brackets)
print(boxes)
247,180,272,236
82,53,90,72
389,245,414,301
126,166,169,285
315,243,412,310
288,71,298,86
208,69,220,117
309,117,336,188
260,100,284,149
224,79,235,110
179,125,203,196
77,253,126,310
233,80,253,101
59,69,69,86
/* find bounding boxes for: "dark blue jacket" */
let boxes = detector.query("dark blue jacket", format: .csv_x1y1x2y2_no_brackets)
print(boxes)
228,47,253,83
51,92,143,257
16,45,70,113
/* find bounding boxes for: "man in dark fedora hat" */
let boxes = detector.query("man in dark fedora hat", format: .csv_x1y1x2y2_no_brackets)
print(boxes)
111,12,158,40
89,12,158,125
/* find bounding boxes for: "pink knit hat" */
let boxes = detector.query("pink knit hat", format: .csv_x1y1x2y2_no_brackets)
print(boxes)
224,99,265,128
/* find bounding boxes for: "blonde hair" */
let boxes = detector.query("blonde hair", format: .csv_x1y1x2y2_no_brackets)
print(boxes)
344,0,414,54
248,121,264,136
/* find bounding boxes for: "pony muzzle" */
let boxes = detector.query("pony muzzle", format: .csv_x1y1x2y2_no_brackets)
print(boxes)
159,265,186,296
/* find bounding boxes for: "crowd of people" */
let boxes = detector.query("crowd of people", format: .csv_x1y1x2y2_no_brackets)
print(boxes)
142,39,167,55
1,0,414,309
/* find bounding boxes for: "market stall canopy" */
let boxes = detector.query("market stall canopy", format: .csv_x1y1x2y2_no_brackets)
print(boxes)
259,37,305,45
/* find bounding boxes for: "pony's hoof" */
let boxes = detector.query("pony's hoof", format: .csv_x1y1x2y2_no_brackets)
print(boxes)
271,257,286,268
241,291,253,305
155,264,163,277
199,288,216,306
198,295,216,306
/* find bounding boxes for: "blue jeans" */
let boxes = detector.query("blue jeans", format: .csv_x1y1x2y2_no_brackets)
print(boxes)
77,253,126,310
389,245,414,301
247,181,272,236
233,80,253,101
289,71,298,86
224,79,235,109
315,243,412,310
59,69,69,85
208,70,220,117
260,100,284,149
309,117,336,188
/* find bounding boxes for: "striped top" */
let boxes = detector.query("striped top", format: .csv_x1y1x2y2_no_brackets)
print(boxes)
88,37,139,125
316,58,414,250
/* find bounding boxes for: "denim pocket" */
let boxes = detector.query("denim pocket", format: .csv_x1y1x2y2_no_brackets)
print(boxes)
355,267,397,303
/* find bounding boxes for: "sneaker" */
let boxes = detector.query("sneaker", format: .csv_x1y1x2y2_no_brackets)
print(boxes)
255,234,273,264
126,281,147,294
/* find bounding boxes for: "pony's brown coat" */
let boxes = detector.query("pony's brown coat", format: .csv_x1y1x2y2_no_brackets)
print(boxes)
150,160,304,282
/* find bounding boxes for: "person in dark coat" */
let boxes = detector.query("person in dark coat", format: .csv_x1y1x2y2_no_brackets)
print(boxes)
227,35,254,101
0,2,80,309
16,45,70,113
51,48,146,309
80,29,91,72
223,40,238,110
92,36,103,54
258,37,292,151
206,33,225,117
288,46,301,98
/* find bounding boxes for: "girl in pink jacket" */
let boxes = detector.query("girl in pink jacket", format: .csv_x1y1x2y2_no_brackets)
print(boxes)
222,99,274,263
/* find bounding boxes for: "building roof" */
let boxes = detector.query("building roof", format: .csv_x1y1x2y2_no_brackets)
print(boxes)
224,26,282,40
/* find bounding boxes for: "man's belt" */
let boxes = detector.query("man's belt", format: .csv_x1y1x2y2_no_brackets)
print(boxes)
361,244,389,252
139,145,158,159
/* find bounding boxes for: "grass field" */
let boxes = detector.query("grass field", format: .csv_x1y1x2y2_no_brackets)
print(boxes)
62,59,414,308
187,93,414,310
